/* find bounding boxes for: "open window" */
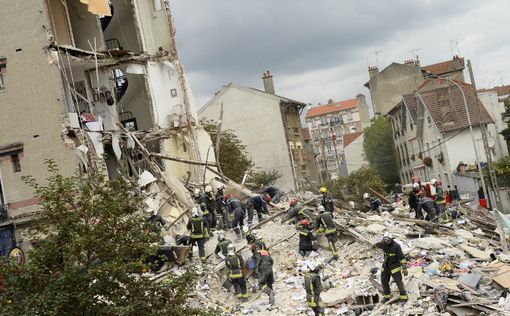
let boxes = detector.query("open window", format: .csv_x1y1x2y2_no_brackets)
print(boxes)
0,58,6,90
0,143,23,174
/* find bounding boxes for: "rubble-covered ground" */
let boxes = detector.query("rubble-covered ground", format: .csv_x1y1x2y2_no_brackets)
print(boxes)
162,198,510,316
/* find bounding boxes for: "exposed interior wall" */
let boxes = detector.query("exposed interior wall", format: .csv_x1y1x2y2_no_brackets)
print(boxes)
117,65,154,131
133,0,172,54
103,0,141,53
161,137,191,180
87,68,119,131
46,0,74,45
66,0,105,51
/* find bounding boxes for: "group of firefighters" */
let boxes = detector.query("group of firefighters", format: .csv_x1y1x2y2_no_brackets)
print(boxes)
179,184,414,315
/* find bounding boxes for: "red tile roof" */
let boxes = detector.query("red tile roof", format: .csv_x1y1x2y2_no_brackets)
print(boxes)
302,128,311,140
343,132,363,148
496,85,510,97
422,57,465,75
306,98,359,118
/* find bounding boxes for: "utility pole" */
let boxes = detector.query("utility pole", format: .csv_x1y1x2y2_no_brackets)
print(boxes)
467,60,502,210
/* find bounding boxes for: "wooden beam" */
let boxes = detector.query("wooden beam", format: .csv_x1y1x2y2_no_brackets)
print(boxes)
151,153,218,167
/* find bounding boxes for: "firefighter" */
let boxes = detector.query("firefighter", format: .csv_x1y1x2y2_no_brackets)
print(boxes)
363,193,382,212
251,232,268,252
320,187,335,213
246,194,268,226
316,205,338,260
260,185,284,204
215,184,228,228
194,188,213,233
204,185,217,230
304,263,324,316
431,179,447,219
254,248,275,305
214,232,232,260
408,183,421,214
416,193,440,222
186,207,209,262
375,232,408,304
225,244,248,302
298,219,317,256
227,195,245,240
286,199,314,226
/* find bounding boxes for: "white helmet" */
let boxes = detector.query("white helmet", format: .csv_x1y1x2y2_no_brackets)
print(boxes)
383,231,393,240
193,188,201,197
243,226,250,234
218,232,226,241
191,207,200,217
227,244,236,256
252,232,262,241
430,179,437,186
363,193,370,200
412,183,420,191
205,185,212,193
317,205,325,213
217,183,225,190
348,201,356,209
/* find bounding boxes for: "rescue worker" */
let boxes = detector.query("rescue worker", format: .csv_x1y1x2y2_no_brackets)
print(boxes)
408,183,421,214
304,263,324,316
260,185,284,204
244,226,256,245
225,244,248,302
363,193,382,212
194,188,213,233
254,248,275,305
431,179,447,218
204,185,217,230
286,199,314,225
227,195,245,240
251,232,268,252
320,187,335,213
246,194,268,226
215,184,228,228
316,205,338,260
375,232,408,304
214,233,232,260
298,219,317,256
186,207,209,262
416,193,440,222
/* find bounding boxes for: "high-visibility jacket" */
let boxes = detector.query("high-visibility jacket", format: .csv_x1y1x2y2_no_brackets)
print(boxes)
304,272,322,307
317,212,336,235
321,193,335,213
215,239,232,256
298,227,315,250
187,217,209,239
226,254,244,279
376,240,406,273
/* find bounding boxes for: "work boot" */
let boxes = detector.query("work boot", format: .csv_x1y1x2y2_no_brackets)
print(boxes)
381,297,391,304
332,255,339,261
269,291,275,305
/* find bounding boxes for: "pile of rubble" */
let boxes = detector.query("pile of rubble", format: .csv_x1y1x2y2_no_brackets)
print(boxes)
158,189,510,315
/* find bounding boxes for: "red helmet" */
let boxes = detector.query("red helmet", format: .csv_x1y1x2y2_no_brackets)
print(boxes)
417,190,424,198
301,219,310,226
263,194,272,203
289,199,298,207
224,194,233,200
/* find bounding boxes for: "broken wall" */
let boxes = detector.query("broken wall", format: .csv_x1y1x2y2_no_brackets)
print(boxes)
103,0,141,53
133,0,173,54
118,65,154,131
67,0,105,51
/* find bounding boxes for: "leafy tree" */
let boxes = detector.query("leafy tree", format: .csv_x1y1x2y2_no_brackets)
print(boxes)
321,165,387,204
203,120,254,182
363,117,400,186
484,156,510,187
247,169,282,187
0,161,214,316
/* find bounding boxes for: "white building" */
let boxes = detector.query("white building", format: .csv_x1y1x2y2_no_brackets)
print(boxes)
198,72,308,191
341,132,367,175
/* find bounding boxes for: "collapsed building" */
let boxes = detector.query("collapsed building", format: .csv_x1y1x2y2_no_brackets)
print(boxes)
0,0,216,259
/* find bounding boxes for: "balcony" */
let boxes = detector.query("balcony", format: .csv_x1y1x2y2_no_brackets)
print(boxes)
0,204,9,222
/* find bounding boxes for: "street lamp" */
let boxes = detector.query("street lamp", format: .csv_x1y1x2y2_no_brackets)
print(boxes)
424,71,489,205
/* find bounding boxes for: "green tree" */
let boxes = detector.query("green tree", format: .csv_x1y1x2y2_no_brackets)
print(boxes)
203,120,254,182
363,117,400,186
484,156,510,187
247,169,282,187
0,161,214,316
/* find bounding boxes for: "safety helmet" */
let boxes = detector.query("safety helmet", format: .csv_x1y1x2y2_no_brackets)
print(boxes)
430,179,438,186
252,232,262,241
412,183,420,192
217,184,225,191
218,233,225,242
320,187,328,193
205,185,212,193
193,188,201,197
348,201,356,209
317,205,325,213
224,194,233,201
289,199,298,207
383,231,393,241
191,207,200,217
227,244,236,256
363,193,370,200
301,219,310,227
263,194,272,203
242,226,250,234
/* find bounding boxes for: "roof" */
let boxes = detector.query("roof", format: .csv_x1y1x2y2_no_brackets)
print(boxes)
200,83,307,114
343,132,363,148
306,99,358,118
400,79,493,133
496,85,510,97
302,128,311,140
422,57,465,76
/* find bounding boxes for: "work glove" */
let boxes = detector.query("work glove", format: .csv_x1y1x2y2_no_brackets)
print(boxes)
252,280,259,292
217,253,225,260
402,268,409,276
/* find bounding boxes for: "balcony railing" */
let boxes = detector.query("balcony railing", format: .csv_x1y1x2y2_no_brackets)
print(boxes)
0,204,9,222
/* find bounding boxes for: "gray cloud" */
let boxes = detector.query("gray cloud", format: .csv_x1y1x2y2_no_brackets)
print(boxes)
170,0,510,107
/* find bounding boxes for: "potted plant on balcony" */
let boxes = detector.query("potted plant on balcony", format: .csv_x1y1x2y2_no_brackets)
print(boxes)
423,157,433,167
437,152,445,164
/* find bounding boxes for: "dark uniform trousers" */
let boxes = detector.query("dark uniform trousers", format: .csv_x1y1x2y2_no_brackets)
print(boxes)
304,272,324,316
226,255,248,299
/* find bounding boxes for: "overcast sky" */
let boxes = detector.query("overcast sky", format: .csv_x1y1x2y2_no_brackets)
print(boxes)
170,0,510,109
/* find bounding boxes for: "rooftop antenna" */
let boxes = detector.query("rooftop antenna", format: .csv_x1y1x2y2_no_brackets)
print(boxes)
500,77,505,86
450,40,460,56
375,50,383,68
409,48,422,61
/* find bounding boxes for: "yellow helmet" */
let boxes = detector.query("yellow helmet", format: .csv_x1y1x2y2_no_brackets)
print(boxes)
320,187,328,193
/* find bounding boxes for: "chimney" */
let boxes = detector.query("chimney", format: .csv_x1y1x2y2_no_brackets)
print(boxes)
452,55,462,69
328,99,334,104
262,70,275,94
368,65,379,79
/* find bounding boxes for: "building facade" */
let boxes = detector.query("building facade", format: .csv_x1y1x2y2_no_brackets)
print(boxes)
341,132,367,175
0,0,212,255
304,94,370,179
199,72,308,191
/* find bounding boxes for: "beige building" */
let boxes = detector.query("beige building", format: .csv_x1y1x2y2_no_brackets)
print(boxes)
0,0,212,255
304,94,370,179
199,72,308,191
342,132,367,175
366,56,466,115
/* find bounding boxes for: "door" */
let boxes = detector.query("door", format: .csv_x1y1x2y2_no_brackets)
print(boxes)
0,226,15,258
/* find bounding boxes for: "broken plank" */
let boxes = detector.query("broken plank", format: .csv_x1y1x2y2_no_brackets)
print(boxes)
151,152,218,167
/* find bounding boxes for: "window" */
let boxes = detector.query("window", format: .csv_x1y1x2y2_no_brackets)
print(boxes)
347,110,353,121
153,0,162,11
311,120,317,128
11,154,21,173
427,115,432,126
320,116,327,126
0,58,6,89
